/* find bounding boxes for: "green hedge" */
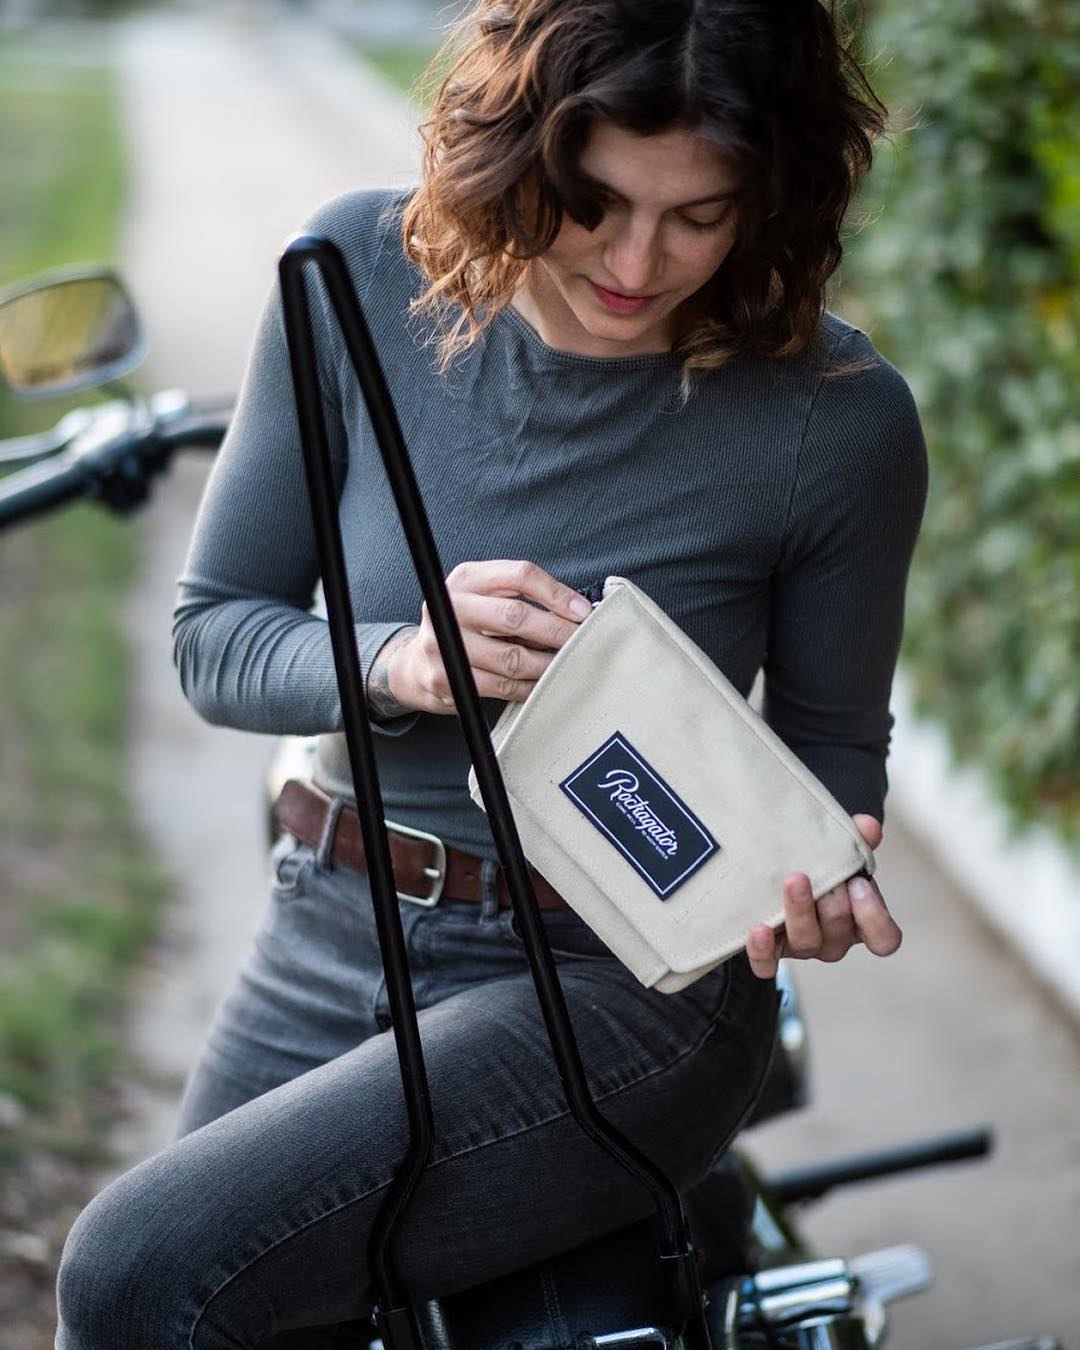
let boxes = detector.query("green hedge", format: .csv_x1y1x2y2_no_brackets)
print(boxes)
842,0,1080,846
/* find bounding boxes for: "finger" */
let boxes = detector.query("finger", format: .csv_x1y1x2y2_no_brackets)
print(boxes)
462,632,556,685
448,559,594,622
420,638,548,707
469,670,538,703
746,924,782,980
814,882,859,962
781,872,822,957
424,661,536,706
849,874,902,957
427,674,537,709
453,591,582,652
852,813,883,850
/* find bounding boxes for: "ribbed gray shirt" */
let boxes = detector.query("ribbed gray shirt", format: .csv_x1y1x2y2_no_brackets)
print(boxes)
174,187,928,856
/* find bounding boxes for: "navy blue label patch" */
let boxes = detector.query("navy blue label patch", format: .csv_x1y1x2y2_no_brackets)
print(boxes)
560,733,719,899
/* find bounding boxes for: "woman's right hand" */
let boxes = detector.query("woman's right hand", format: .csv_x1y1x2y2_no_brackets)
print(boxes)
380,560,594,716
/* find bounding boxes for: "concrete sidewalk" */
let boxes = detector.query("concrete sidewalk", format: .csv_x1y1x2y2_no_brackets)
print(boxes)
113,8,1080,1345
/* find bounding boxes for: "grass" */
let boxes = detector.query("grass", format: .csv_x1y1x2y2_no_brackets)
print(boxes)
0,30,169,1164
0,32,129,429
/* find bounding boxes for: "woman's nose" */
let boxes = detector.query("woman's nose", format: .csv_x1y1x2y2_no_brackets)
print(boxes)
602,218,660,294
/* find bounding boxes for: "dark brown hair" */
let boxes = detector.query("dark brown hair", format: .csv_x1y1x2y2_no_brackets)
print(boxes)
402,0,887,380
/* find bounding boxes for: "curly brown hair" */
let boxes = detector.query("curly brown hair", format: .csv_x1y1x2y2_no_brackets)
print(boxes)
402,0,887,381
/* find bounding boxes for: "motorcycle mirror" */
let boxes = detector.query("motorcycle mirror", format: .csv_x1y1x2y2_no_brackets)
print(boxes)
0,266,147,400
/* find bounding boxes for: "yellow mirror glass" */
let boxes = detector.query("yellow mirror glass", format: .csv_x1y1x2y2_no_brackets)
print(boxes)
0,272,144,399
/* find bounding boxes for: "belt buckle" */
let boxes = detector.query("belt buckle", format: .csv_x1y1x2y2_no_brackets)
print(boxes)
386,819,446,908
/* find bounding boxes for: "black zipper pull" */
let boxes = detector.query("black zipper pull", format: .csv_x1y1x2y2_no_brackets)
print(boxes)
579,579,607,607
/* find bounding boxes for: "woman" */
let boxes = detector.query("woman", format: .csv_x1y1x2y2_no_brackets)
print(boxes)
56,0,927,1345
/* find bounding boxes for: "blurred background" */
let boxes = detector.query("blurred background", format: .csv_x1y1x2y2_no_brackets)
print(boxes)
0,1,1077,1347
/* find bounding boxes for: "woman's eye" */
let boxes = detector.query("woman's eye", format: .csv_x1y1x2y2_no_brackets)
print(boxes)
679,214,729,233
589,195,732,233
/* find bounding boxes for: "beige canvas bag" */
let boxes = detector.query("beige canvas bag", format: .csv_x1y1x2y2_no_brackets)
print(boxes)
468,576,876,993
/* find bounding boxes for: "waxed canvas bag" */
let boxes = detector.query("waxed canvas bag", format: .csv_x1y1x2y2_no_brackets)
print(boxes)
468,575,876,993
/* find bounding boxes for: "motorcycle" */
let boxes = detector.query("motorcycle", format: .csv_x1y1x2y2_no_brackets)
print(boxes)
0,263,1061,1350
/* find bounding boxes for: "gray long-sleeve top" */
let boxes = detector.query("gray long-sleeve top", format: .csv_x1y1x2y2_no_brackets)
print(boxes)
173,187,928,857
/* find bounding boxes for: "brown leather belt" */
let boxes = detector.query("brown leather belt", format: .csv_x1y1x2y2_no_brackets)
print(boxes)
272,778,570,911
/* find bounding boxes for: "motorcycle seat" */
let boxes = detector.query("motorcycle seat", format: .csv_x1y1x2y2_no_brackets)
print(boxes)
411,1152,754,1350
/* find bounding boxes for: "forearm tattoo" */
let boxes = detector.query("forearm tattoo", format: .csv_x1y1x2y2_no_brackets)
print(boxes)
367,626,419,722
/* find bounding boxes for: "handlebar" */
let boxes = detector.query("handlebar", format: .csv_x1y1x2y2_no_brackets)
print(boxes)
0,390,229,529
763,1125,994,1205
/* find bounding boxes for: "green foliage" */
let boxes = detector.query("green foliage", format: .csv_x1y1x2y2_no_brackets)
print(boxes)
842,0,1080,844
0,30,128,438
0,40,167,1155
15,1,141,16
0,503,168,1133
362,39,445,103
0,41,125,285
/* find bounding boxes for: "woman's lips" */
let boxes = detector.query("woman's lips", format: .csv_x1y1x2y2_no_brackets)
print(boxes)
588,280,657,315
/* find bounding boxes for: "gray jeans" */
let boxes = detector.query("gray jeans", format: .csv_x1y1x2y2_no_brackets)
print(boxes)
56,831,780,1349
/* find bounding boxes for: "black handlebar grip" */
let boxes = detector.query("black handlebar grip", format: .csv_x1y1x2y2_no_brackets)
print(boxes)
0,453,89,530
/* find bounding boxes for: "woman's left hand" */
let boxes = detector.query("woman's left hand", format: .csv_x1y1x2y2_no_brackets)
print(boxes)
745,815,901,980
